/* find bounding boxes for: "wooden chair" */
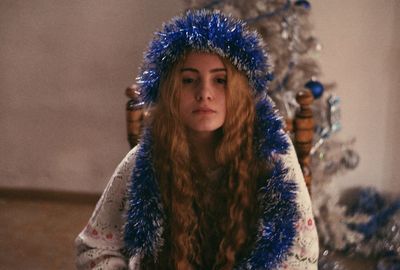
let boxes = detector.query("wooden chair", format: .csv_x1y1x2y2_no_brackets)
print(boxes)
125,85,314,193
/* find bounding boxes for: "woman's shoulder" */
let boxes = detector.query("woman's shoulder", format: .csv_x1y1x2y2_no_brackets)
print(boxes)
94,145,140,209
274,135,303,181
112,145,140,176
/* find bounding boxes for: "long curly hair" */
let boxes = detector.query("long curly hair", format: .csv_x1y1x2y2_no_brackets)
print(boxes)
146,51,265,269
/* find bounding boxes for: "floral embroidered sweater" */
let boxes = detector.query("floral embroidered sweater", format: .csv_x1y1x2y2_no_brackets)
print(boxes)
75,136,318,270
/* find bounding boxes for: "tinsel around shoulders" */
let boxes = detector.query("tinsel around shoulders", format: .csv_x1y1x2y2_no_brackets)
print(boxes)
123,130,165,258
123,97,299,269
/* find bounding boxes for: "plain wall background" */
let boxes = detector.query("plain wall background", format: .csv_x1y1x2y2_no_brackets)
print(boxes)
1,0,399,193
313,1,400,191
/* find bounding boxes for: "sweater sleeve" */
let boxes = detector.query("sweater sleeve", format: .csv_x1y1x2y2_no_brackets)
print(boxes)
75,147,138,270
278,138,319,270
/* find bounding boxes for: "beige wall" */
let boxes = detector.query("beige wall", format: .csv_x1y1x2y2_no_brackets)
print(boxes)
0,0,185,193
1,1,398,193
313,0,400,191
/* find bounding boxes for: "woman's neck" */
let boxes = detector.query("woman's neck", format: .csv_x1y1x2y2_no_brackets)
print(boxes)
187,130,220,171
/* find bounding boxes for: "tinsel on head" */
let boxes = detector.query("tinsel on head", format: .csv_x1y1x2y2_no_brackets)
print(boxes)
137,9,272,104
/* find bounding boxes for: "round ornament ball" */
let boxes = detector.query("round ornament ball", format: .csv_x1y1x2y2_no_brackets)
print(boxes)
341,149,360,170
305,80,324,99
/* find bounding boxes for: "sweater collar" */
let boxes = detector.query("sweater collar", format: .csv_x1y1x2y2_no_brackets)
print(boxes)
123,95,299,269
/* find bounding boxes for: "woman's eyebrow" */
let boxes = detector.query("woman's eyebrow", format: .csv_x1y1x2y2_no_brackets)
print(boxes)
180,68,227,73
180,67,198,73
210,68,227,73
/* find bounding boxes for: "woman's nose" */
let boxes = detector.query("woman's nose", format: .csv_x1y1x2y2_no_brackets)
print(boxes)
195,80,213,101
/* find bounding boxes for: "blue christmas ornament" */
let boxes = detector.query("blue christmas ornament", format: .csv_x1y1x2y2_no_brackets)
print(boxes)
305,80,324,99
295,0,311,9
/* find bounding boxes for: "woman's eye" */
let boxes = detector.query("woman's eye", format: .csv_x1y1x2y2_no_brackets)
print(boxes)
182,77,195,84
216,77,227,85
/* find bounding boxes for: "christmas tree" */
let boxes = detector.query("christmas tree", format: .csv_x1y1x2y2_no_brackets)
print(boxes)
183,0,400,268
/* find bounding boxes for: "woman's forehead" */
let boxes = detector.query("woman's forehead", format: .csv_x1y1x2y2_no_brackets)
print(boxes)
182,52,226,70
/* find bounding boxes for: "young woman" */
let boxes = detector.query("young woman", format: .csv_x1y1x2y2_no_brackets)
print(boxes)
75,9,318,270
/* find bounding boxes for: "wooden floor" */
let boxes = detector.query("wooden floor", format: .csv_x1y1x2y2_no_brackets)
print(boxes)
0,192,98,270
0,190,378,270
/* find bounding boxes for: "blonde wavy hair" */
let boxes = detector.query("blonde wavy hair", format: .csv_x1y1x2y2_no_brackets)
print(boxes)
145,51,265,269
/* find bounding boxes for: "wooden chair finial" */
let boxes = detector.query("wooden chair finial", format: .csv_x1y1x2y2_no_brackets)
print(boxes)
294,89,314,194
126,84,144,148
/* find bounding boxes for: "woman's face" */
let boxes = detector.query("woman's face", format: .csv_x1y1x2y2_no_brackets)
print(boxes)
179,52,227,135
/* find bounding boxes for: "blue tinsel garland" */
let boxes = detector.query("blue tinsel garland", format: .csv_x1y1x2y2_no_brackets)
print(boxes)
346,187,400,239
124,9,299,269
123,96,299,268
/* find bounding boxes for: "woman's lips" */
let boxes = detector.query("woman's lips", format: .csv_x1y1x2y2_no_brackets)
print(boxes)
192,108,216,114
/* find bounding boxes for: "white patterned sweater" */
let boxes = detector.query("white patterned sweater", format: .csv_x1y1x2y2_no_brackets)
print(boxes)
75,139,319,269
